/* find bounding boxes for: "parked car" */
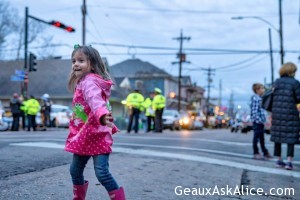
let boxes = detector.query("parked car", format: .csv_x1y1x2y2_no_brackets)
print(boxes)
162,110,181,130
37,104,72,127
0,102,9,131
179,113,203,130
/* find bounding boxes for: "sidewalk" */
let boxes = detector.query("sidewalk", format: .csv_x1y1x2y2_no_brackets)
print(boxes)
0,151,299,200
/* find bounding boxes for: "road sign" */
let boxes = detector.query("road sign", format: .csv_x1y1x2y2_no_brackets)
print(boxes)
15,70,25,76
11,75,25,81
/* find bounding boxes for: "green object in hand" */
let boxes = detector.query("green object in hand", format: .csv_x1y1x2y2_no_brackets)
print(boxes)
106,101,112,112
73,104,88,122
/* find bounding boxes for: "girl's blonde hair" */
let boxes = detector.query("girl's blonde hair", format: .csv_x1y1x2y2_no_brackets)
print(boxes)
279,62,297,77
68,45,111,92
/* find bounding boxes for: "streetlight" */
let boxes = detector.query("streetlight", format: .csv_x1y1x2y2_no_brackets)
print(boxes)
231,16,281,85
231,16,279,33
231,15,283,65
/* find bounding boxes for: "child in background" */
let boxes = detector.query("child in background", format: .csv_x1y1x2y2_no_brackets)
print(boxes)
250,83,271,160
65,45,125,200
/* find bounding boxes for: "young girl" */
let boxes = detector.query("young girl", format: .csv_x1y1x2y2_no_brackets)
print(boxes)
65,45,126,200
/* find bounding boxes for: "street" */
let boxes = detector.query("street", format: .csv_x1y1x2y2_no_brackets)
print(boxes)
0,128,299,200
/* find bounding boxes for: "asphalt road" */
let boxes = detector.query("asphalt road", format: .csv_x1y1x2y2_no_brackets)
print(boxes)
0,128,299,199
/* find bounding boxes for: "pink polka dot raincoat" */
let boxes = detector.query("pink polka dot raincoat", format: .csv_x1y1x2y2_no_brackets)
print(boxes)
65,73,119,155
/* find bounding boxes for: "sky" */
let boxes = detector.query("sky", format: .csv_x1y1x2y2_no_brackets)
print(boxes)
5,0,300,111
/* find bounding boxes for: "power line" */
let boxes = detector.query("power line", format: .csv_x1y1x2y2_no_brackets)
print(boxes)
217,55,268,72
86,13,127,61
186,54,264,71
89,42,300,54
88,5,298,16
214,54,264,69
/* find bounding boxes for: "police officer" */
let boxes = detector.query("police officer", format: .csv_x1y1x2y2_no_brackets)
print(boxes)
26,95,40,131
143,92,155,132
126,89,144,133
152,88,166,133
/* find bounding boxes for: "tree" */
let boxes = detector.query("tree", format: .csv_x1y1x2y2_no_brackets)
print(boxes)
0,0,56,60
14,20,55,60
0,0,19,56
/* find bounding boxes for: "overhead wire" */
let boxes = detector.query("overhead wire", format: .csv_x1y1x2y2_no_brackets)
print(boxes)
217,55,269,72
212,54,265,70
86,12,128,62
88,5,298,16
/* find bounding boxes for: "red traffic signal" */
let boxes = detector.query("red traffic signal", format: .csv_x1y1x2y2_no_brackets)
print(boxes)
49,20,75,32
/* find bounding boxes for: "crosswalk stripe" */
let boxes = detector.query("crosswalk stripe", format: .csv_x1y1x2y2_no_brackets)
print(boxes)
10,142,300,178
115,135,300,149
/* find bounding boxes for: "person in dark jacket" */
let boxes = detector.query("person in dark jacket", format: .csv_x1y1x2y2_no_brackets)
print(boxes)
10,93,21,131
271,62,300,170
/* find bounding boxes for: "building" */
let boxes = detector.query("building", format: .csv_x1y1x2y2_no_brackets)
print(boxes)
110,58,179,109
180,76,205,111
0,59,125,119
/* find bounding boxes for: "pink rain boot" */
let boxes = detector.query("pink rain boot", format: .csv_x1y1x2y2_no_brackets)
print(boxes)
108,187,126,200
73,181,89,200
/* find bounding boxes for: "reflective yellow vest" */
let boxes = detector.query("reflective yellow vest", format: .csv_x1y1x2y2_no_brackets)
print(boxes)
126,92,144,111
152,94,166,111
20,100,27,113
26,98,40,115
143,97,155,117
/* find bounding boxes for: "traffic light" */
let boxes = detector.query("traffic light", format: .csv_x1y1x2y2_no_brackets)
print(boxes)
29,53,37,72
49,20,75,32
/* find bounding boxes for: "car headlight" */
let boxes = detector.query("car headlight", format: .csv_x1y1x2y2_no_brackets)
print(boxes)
180,117,189,125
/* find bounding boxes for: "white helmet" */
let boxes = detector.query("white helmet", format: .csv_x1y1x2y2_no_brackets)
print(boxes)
42,93,50,99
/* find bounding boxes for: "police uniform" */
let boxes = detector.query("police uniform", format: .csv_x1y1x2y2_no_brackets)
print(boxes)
152,88,166,133
26,96,40,131
143,97,155,132
126,91,144,133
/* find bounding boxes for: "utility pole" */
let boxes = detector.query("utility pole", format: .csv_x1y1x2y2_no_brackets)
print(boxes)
228,92,234,118
202,67,215,127
82,0,87,45
172,29,190,112
23,7,29,98
219,79,222,109
279,0,284,65
23,7,75,97
24,7,28,70
268,28,274,85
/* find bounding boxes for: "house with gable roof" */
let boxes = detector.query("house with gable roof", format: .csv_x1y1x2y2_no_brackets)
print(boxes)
110,58,180,109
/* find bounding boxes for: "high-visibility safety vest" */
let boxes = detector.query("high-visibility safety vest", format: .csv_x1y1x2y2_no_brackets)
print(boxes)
143,97,155,117
26,98,40,115
126,92,144,111
152,94,166,111
20,100,27,113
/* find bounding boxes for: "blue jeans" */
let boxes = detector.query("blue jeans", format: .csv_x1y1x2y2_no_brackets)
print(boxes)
70,154,119,192
252,123,269,155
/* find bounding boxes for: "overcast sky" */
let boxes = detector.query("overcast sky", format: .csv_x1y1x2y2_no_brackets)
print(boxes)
7,0,300,111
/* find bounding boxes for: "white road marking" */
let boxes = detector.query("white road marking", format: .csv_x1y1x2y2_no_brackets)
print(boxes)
10,142,300,178
116,142,300,165
116,135,300,149
3,135,299,149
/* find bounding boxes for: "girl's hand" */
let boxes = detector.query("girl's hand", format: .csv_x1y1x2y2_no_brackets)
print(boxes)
100,113,113,127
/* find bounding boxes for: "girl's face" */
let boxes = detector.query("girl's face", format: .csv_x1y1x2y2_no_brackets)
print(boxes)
72,51,92,78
